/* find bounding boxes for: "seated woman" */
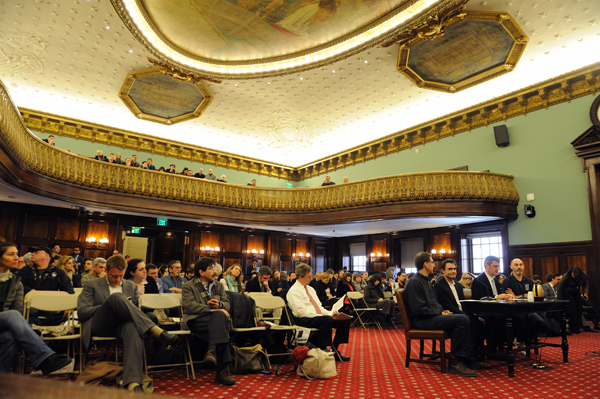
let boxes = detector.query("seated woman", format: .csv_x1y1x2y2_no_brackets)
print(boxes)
223,264,243,293
336,273,355,298
352,273,363,292
314,273,337,308
459,272,473,289
124,258,161,323
364,274,395,328
58,255,81,288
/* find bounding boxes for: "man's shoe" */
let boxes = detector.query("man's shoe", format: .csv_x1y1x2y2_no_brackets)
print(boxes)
467,359,484,370
583,326,600,333
38,354,73,375
158,331,179,346
200,350,218,368
335,351,350,362
215,366,236,386
448,360,477,377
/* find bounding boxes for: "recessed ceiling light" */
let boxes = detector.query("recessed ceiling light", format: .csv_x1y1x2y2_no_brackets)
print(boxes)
129,49,132,53
332,70,335,73
235,84,237,86
268,82,270,84
300,77,303,80
365,60,368,63
106,26,110,29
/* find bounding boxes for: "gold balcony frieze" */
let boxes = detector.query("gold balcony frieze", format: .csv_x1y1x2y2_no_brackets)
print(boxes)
1,81,519,213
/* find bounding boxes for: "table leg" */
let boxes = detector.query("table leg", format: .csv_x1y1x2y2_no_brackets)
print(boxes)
506,315,514,377
561,307,569,363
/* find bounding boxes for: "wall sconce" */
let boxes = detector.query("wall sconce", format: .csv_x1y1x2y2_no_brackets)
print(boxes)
87,237,109,248
292,252,310,262
200,246,220,256
431,249,448,260
247,249,265,259
370,252,389,262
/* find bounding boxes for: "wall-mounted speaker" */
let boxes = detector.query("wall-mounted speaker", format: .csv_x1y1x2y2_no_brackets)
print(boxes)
494,125,509,147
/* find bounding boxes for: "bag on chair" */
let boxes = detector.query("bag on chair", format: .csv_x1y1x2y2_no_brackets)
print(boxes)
231,344,269,374
296,348,337,380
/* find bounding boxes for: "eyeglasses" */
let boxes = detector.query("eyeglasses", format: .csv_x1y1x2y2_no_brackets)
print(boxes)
463,277,473,280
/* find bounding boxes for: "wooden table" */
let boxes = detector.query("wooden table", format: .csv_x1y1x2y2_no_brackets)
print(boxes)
460,299,569,377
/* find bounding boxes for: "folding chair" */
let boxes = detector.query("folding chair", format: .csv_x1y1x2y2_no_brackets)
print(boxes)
139,293,196,379
25,292,82,374
395,290,449,373
253,295,299,367
247,292,281,322
346,291,382,331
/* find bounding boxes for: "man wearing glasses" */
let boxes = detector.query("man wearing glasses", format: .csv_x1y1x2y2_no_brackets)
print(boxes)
403,252,477,377
182,257,235,386
78,255,179,392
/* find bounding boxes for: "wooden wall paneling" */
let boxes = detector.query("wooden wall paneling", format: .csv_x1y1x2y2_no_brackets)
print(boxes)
247,234,264,253
224,233,242,253
566,254,588,273
432,233,452,254
296,239,308,255
223,257,242,269
540,256,559,279
520,256,534,278
268,233,280,272
281,238,293,256
86,249,107,259
280,260,293,273
56,217,81,241
373,261,387,272
200,231,220,249
0,204,19,242
23,213,50,239
87,221,110,242
371,238,387,256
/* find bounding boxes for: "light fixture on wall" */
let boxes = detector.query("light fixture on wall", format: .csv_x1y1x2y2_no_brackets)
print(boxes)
292,252,310,262
87,237,109,248
370,252,389,262
200,246,220,256
247,249,265,259
431,248,447,260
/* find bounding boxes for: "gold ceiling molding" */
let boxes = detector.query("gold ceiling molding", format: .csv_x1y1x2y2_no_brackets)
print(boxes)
14,64,600,182
147,58,222,85
109,0,458,80
296,63,600,180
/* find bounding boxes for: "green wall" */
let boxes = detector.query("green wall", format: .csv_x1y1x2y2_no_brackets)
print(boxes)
32,94,597,245
301,95,596,245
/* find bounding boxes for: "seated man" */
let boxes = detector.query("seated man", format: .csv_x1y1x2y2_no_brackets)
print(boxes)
245,266,272,294
287,263,351,362
182,257,235,386
542,273,560,300
471,256,513,301
404,252,476,377
81,257,106,286
161,260,187,294
77,255,178,392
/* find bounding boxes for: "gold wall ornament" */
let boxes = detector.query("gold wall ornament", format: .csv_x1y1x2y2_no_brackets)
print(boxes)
395,10,528,94
147,58,222,85
381,0,469,47
118,69,213,126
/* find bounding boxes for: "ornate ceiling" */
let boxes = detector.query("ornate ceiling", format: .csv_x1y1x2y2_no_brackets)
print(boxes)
1,0,599,168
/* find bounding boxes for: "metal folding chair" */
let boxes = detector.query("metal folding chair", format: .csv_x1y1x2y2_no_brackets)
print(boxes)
346,291,382,331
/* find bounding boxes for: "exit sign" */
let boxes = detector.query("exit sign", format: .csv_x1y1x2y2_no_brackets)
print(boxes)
131,227,141,234
157,218,168,227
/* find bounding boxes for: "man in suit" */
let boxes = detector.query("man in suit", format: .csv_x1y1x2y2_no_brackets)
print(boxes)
471,256,514,300
77,255,178,392
182,257,235,386
435,259,493,356
245,266,272,294
542,273,561,300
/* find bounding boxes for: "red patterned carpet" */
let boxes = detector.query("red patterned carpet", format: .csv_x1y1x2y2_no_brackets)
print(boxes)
151,328,600,399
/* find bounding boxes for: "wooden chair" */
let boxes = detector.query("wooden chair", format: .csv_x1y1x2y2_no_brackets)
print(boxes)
395,290,449,373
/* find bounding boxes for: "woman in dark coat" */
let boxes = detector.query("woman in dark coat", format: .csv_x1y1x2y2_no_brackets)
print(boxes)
364,274,395,327
335,273,355,298
557,266,588,334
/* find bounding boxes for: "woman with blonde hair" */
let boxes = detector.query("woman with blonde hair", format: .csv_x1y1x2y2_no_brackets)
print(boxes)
459,273,473,289
224,263,243,292
58,255,81,288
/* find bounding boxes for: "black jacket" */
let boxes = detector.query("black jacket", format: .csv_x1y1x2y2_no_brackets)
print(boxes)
245,276,270,294
313,280,332,304
403,272,443,320
364,281,384,308
501,274,533,297
471,272,501,300
19,264,74,295
434,278,465,314
336,282,354,298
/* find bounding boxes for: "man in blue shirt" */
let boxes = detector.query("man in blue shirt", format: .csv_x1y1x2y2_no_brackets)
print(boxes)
161,260,187,294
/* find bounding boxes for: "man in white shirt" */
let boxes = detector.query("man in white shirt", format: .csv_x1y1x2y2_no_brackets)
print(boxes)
287,263,351,361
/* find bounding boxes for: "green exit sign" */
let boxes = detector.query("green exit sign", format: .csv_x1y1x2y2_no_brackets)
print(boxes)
157,218,168,227
131,227,141,234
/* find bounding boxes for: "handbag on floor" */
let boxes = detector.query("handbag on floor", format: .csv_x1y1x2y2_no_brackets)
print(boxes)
296,348,337,380
231,344,269,374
